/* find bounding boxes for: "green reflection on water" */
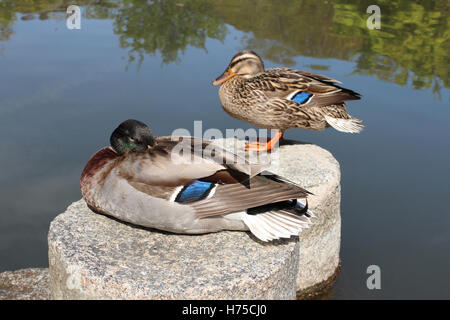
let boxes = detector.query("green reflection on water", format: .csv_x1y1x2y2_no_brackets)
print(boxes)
111,0,226,67
0,0,448,91
211,0,449,93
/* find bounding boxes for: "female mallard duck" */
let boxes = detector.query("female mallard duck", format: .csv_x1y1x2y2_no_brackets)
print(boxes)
213,50,363,151
80,119,314,242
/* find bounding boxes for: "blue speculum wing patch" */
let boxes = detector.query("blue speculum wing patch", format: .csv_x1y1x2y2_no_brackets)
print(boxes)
175,180,215,203
291,91,313,104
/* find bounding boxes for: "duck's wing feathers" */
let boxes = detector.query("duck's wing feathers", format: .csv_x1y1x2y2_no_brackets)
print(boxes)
121,168,309,219
112,136,308,219
248,68,361,106
156,136,268,177
118,136,267,188
184,172,310,218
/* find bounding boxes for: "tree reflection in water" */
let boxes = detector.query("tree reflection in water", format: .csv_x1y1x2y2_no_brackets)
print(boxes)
0,0,448,92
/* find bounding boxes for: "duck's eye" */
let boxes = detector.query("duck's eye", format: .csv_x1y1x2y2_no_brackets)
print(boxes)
128,137,135,142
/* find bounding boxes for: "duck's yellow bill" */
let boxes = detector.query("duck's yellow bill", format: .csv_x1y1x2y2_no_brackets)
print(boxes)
212,69,237,86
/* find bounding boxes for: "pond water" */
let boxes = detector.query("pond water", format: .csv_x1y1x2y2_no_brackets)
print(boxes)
0,0,449,299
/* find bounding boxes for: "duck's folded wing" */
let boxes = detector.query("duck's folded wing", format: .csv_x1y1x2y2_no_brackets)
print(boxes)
117,138,267,188
119,149,226,187
184,174,310,218
156,136,268,177
280,69,361,101
278,68,342,84
249,68,360,102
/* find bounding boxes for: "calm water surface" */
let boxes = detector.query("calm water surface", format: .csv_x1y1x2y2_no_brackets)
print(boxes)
0,0,449,299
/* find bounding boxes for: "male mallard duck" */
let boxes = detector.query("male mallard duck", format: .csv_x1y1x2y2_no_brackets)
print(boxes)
80,119,315,242
213,50,363,151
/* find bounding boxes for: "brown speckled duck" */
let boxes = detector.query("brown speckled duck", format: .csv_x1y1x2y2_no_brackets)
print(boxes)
213,50,363,151
80,119,315,242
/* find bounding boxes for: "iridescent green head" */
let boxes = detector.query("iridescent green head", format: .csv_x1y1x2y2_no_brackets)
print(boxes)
110,119,156,155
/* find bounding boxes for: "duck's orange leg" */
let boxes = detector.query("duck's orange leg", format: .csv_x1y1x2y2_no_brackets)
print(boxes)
244,131,284,152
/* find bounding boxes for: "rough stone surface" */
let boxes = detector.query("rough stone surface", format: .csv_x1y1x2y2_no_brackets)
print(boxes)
48,139,340,299
49,201,299,299
0,268,50,300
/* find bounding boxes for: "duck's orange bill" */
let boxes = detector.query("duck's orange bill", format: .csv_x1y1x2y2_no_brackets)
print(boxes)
212,69,237,86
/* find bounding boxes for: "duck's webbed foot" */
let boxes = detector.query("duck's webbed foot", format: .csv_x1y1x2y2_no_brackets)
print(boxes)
244,131,283,152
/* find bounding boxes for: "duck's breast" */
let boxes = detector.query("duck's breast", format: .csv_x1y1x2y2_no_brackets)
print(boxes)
80,147,118,211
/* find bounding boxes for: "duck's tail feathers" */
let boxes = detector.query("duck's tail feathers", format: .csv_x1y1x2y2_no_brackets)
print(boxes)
241,199,315,242
325,116,364,133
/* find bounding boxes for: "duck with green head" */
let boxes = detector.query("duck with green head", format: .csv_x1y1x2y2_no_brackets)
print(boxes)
213,50,363,151
80,119,315,242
